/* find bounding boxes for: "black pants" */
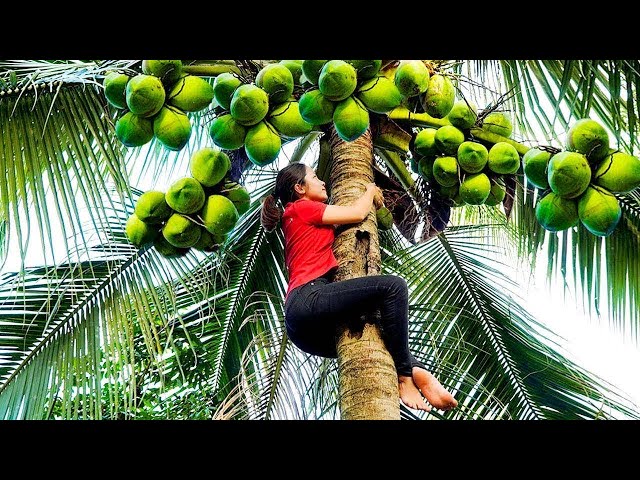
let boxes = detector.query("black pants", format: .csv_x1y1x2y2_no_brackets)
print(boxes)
284,273,425,377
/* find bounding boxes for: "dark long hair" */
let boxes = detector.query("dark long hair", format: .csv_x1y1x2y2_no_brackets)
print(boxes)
260,162,308,232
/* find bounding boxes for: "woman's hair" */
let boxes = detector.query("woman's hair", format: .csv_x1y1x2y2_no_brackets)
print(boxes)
261,162,308,232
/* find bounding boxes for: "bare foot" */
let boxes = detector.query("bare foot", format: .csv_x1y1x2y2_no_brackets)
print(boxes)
412,367,458,411
398,375,431,412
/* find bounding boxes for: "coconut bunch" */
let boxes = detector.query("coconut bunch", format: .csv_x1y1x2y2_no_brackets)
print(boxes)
297,60,437,143
103,60,215,151
380,61,466,125
209,60,316,167
124,147,251,257
298,60,387,142
410,111,516,208
526,118,640,237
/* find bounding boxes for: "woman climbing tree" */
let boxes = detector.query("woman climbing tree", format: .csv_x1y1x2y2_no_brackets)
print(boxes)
261,162,458,412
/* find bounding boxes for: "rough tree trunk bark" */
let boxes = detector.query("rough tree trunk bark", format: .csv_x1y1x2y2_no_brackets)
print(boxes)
328,127,400,420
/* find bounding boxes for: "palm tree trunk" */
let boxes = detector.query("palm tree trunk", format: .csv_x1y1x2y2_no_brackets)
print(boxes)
328,127,400,420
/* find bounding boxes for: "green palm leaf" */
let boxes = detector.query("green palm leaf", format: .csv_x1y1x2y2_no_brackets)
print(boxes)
381,224,638,419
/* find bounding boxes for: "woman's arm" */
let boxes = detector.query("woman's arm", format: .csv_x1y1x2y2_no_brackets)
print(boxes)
321,183,384,225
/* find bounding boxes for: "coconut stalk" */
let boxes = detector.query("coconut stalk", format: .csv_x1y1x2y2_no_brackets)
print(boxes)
329,127,400,420
375,148,416,197
181,61,242,77
388,106,452,129
371,115,412,154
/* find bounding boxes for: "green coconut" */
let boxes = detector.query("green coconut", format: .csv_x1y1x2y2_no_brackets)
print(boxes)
413,128,439,157
522,148,551,189
547,151,591,198
318,60,358,102
167,74,214,112
192,227,226,252
421,74,455,118
222,181,251,216
459,172,491,205
142,60,183,86
256,63,294,104
566,118,610,163
578,185,622,237
345,60,382,80
230,84,270,126
103,72,130,109
279,60,304,85
153,106,192,151
484,177,506,206
418,156,435,181
535,192,579,232
439,183,463,206
333,96,370,142
447,100,478,130
356,76,403,114
482,111,513,138
394,60,430,98
434,125,465,155
209,113,247,150
432,156,459,187
593,151,640,193
134,190,173,224
298,89,335,125
162,213,202,248
115,112,154,147
244,121,282,166
376,206,394,230
125,74,166,117
165,177,206,214
301,60,329,85
201,194,239,235
213,73,242,111
268,101,313,139
153,235,190,258
457,141,488,173
125,213,159,247
189,147,230,187
487,142,520,175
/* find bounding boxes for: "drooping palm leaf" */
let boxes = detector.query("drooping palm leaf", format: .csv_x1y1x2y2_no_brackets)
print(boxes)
381,224,639,419
0,80,130,272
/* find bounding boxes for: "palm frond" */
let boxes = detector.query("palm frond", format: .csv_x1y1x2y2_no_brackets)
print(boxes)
383,224,639,419
0,185,226,419
0,83,130,272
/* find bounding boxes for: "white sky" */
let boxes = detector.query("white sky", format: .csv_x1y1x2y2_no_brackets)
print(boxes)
516,254,640,414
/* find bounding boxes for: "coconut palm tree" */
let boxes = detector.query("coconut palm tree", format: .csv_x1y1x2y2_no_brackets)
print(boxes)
0,59,639,420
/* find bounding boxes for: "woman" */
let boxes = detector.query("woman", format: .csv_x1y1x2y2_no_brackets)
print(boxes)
261,162,457,412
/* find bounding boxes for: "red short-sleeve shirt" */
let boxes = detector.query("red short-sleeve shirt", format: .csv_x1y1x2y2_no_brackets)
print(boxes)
282,199,338,299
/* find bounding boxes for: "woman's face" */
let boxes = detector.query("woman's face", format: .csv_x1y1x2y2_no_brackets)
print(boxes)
296,166,328,202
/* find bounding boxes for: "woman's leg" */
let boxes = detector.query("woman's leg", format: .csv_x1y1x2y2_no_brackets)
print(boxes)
295,274,415,376
286,274,456,411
